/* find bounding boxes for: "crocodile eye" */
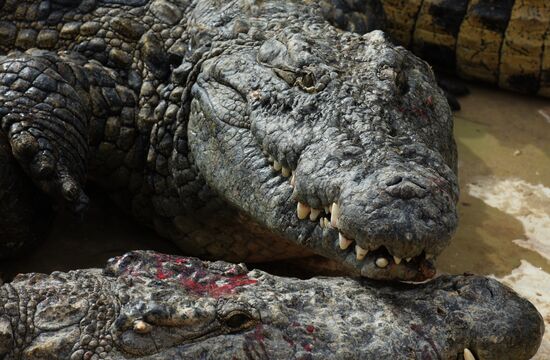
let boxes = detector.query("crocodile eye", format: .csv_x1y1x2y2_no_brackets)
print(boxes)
223,311,256,331
298,72,315,88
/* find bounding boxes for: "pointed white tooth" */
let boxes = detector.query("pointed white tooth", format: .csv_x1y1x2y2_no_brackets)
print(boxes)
290,173,296,186
268,155,274,163
309,208,321,221
323,218,331,228
297,202,310,220
463,348,476,360
393,256,402,265
375,257,389,268
405,232,412,241
133,320,152,334
273,161,282,171
319,217,325,228
281,167,291,177
405,257,412,262
425,253,434,260
324,206,330,213
339,233,353,250
355,245,368,260
330,203,340,228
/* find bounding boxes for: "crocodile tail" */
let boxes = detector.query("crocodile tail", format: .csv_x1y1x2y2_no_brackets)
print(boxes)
498,0,550,96
380,0,550,97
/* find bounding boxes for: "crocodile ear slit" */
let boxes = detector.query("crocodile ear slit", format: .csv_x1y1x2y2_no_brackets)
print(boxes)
191,79,251,129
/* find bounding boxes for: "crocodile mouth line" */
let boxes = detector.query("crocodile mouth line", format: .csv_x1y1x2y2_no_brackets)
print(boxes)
262,149,436,276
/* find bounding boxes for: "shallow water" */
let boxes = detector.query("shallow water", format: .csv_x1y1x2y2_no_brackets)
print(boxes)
1,85,549,358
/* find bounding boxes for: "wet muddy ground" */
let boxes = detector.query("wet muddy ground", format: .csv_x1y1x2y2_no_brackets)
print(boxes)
1,84,549,358
440,86,550,359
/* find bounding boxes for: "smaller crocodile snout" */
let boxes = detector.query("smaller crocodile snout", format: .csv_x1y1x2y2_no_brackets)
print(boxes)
384,174,427,199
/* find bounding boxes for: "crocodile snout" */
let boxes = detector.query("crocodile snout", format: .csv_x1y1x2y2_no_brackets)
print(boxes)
384,174,428,199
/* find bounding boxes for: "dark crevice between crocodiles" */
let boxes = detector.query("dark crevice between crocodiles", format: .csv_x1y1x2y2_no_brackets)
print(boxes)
533,14,550,95
408,0,425,49
425,0,468,72
539,22,550,94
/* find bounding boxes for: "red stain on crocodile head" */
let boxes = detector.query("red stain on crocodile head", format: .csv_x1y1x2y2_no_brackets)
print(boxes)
110,252,257,297
152,253,257,297
179,274,258,297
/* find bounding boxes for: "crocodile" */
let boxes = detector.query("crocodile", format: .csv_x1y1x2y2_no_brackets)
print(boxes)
0,0,458,281
319,0,550,97
0,250,544,359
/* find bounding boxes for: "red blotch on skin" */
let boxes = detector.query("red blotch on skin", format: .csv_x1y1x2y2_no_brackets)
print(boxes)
253,324,265,342
128,253,258,297
156,267,174,280
283,334,295,347
179,274,258,297
174,258,188,265
303,343,313,352
306,325,315,333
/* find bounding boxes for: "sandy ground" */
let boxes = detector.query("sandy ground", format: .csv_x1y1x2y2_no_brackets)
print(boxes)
437,85,550,359
1,84,549,358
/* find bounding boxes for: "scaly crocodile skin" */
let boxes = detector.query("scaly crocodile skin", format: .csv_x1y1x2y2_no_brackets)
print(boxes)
0,251,544,359
0,0,458,281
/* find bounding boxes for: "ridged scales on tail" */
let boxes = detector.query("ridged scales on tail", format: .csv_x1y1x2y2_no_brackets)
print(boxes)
319,0,550,97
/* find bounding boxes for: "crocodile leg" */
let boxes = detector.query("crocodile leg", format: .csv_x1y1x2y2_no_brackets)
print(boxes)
0,50,92,214
0,47,143,247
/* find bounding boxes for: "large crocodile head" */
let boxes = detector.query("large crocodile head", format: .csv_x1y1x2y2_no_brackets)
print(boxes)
0,251,543,359
186,1,458,280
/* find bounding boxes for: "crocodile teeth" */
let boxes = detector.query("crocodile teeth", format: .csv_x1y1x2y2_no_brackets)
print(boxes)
320,217,325,228
133,320,152,334
406,257,412,262
393,256,402,265
323,218,331,228
375,257,389,268
355,245,368,260
339,233,353,250
405,232,413,241
290,173,296,186
281,167,291,177
330,203,340,228
297,202,310,220
426,254,434,260
268,155,274,163
310,208,321,221
463,349,476,360
324,206,330,213
273,161,282,171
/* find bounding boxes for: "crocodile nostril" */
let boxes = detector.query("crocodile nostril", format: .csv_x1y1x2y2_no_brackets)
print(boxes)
385,176,403,187
386,179,427,199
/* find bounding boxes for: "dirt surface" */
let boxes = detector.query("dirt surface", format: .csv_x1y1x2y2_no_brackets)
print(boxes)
438,85,550,359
